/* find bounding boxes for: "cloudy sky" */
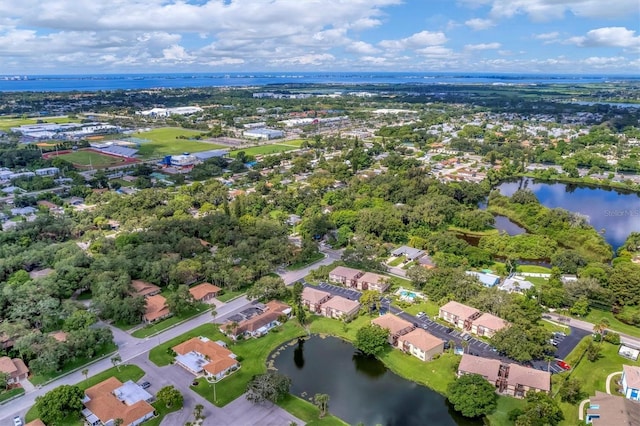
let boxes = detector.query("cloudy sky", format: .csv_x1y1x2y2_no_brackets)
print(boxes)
0,0,638,74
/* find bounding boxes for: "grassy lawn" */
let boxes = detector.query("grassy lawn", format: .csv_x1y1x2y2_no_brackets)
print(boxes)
216,290,245,302
517,265,552,273
287,252,325,270
191,321,307,406
399,300,441,319
401,261,417,270
230,143,299,157
540,319,571,335
136,127,215,158
554,337,640,425
0,116,74,131
56,150,126,167
486,396,526,426
277,394,348,426
132,304,209,338
281,139,307,147
26,365,144,424
0,387,25,404
30,342,118,385
144,400,183,426
308,314,371,341
387,257,403,267
114,319,139,331
578,308,640,339
527,276,549,288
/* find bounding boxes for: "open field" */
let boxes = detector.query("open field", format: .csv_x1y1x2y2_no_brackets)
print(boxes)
135,127,223,158
230,143,300,157
0,116,76,131
43,149,138,169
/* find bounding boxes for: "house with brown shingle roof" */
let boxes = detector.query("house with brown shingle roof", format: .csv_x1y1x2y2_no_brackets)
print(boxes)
130,280,161,298
320,296,360,320
439,301,481,330
371,314,415,345
189,282,221,302
397,328,444,361
356,272,390,293
471,313,509,338
586,391,640,425
301,287,331,313
82,377,155,426
458,354,550,397
328,266,364,287
0,356,29,384
142,294,171,323
172,336,239,381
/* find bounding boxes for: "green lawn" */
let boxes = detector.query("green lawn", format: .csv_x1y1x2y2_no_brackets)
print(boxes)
578,308,640,339
308,314,371,341
281,139,307,147
387,257,404,267
0,387,25,404
527,276,549,287
230,143,299,157
136,127,219,158
517,265,552,273
277,394,348,426
0,116,75,131
486,396,526,426
190,321,307,406
132,304,209,338
29,342,118,385
145,400,183,426
554,337,640,425
57,150,128,167
26,365,144,424
216,290,245,302
399,300,441,319
287,252,325,270
540,319,571,335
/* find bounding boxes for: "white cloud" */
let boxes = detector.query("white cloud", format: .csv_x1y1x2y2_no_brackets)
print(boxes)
567,27,640,50
534,31,559,40
415,45,454,57
379,30,447,50
345,40,380,55
465,18,495,30
464,42,501,50
481,0,638,21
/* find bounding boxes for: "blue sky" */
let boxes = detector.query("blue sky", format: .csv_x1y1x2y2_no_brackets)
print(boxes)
0,0,638,74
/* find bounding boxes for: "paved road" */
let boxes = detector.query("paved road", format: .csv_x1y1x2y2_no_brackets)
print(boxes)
0,296,253,424
278,246,343,285
545,313,640,348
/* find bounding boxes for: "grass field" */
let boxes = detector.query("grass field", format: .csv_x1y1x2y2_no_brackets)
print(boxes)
280,139,307,147
230,143,299,157
55,150,127,167
580,308,640,339
277,394,349,426
135,127,223,158
0,116,75,131
486,396,526,426
0,387,24,404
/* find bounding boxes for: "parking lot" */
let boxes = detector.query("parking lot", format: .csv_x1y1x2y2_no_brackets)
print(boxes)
316,282,362,301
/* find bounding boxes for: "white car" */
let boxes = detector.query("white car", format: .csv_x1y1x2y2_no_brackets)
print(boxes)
13,416,23,426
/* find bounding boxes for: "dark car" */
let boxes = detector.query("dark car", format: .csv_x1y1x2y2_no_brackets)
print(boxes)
140,381,151,389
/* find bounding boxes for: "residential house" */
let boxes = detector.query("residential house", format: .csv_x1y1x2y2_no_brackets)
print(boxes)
371,314,415,345
222,300,291,340
319,296,360,320
397,328,444,361
458,354,550,397
301,287,331,313
391,246,425,261
586,391,640,425
0,356,29,384
82,377,155,426
418,255,436,269
189,282,221,302
142,294,171,323
499,277,534,293
328,266,363,287
466,271,501,288
439,301,481,330
130,280,161,298
49,331,68,343
356,272,390,293
471,313,509,338
622,365,640,400
172,336,239,381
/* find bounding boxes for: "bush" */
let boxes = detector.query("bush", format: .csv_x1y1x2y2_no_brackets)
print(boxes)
604,332,621,345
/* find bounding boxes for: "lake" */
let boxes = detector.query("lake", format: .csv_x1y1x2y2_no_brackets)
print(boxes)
496,178,640,251
272,336,481,426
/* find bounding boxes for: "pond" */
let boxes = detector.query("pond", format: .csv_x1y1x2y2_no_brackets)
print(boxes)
493,215,527,236
496,178,640,251
272,335,481,426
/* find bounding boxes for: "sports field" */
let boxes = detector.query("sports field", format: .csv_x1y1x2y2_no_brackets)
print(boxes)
0,116,76,131
44,149,137,168
230,143,300,157
135,127,225,158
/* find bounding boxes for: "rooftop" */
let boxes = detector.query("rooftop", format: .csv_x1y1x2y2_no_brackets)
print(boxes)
321,295,360,313
506,363,550,392
372,314,413,336
398,328,443,353
624,364,640,390
473,313,509,332
440,301,481,319
302,286,331,304
329,266,363,280
189,282,221,301
458,354,501,383
173,336,238,375
84,377,154,426
587,391,640,426
130,280,161,298
143,294,170,322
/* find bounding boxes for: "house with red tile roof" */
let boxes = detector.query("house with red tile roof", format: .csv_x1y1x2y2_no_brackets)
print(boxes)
221,300,291,340
173,336,239,381
397,328,444,361
319,296,360,320
372,314,415,345
142,294,171,323
0,356,29,384
189,282,221,302
82,377,155,426
130,280,161,298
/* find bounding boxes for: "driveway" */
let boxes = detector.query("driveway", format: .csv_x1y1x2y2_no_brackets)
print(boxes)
278,247,343,285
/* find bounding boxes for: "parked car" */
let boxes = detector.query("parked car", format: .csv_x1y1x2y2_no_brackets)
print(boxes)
446,328,454,334
416,312,426,317
554,331,566,338
444,341,450,350
549,339,558,346
13,416,23,426
462,334,472,341
556,360,571,370
140,381,151,389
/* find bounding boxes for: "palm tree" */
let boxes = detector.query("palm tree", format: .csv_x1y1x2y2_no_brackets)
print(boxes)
594,318,610,343
461,340,469,354
111,354,122,372
314,393,330,418
225,320,239,341
210,306,218,324
81,368,89,382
